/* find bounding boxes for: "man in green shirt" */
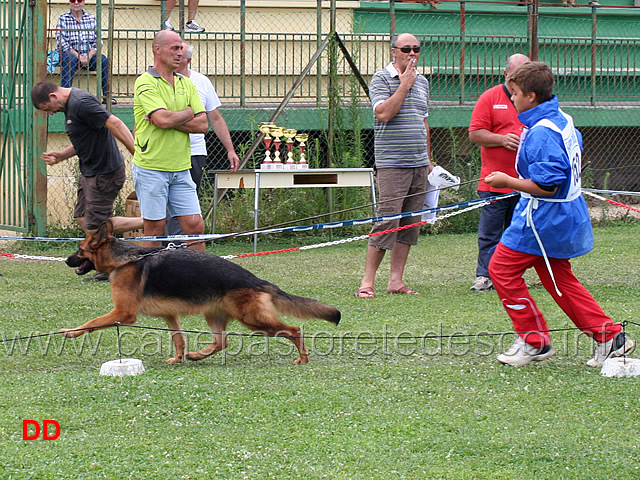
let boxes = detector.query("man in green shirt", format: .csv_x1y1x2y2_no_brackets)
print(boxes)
133,30,208,250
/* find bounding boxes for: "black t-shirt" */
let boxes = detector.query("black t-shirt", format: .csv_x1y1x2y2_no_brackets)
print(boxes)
65,88,124,176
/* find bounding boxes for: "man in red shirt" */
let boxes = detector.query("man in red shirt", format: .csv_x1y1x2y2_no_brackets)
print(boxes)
468,53,530,291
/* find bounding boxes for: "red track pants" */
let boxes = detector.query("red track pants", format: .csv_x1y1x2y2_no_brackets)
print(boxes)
489,242,621,349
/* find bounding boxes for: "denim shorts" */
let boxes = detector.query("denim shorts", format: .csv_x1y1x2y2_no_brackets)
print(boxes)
132,164,201,221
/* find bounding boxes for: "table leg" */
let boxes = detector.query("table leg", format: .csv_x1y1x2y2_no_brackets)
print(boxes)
369,170,378,217
254,172,260,253
212,174,219,238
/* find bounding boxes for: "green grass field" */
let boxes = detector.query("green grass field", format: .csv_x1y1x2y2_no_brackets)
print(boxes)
1,223,639,479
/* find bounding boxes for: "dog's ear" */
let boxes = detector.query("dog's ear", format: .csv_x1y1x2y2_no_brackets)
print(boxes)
100,218,113,237
100,220,115,238
87,220,114,250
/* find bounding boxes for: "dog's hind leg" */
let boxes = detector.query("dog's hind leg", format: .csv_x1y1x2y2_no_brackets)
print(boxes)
163,315,186,364
185,313,230,361
243,319,308,365
231,294,310,364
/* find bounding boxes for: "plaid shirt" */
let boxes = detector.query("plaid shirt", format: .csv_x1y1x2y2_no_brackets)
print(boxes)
56,10,98,56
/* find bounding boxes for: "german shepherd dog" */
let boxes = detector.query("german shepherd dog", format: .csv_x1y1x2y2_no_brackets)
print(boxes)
63,221,340,365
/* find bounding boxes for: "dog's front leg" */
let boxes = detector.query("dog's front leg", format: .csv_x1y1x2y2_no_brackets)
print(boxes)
163,316,186,364
60,309,137,338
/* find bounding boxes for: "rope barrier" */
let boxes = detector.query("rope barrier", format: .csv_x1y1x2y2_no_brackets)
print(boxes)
2,188,637,246
583,188,640,198
4,189,639,262
0,320,632,345
1,193,508,261
0,189,513,245
583,190,640,214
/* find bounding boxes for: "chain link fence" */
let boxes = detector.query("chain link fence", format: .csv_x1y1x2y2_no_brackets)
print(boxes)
42,1,640,234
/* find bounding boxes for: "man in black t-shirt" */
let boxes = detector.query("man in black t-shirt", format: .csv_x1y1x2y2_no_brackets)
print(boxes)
31,81,142,280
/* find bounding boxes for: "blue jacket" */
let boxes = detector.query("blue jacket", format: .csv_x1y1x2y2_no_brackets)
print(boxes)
501,96,593,259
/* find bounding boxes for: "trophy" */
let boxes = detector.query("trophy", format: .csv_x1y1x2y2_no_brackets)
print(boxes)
269,126,285,169
283,128,297,169
295,133,309,169
258,122,276,170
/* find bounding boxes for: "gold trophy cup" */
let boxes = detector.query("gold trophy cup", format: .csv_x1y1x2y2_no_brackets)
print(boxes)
258,122,276,169
283,128,297,169
269,126,285,169
295,133,309,169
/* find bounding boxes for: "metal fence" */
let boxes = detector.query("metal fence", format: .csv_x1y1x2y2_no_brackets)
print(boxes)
40,0,640,231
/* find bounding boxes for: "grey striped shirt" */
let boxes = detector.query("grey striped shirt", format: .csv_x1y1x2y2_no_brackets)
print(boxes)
370,63,430,168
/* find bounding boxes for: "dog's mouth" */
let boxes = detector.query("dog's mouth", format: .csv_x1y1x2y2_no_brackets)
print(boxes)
74,259,96,276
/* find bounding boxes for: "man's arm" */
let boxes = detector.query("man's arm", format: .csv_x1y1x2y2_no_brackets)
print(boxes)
148,107,195,130
424,116,432,166
374,60,418,123
484,172,557,197
42,145,77,166
104,115,135,155
55,15,71,53
176,112,208,134
208,109,240,171
469,128,520,151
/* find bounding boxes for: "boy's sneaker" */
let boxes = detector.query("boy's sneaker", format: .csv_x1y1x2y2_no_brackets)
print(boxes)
497,337,555,366
470,276,493,291
164,19,174,31
586,332,635,367
185,20,205,33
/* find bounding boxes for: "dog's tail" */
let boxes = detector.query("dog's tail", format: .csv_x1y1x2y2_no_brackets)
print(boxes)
266,285,341,325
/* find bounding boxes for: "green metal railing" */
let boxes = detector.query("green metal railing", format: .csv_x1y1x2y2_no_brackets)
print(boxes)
44,1,640,105
1,0,47,234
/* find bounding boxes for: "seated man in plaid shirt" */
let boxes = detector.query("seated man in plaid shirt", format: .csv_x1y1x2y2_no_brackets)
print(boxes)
56,0,114,104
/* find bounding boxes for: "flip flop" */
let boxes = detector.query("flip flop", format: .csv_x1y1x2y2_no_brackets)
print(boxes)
387,285,420,295
355,287,375,299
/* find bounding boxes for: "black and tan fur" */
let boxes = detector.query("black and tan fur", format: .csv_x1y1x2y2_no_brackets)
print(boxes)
63,221,340,365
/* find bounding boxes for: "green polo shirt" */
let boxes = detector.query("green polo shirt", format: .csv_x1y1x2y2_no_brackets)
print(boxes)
133,68,205,172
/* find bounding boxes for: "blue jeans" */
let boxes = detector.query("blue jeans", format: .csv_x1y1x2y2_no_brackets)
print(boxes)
476,190,519,278
60,51,109,96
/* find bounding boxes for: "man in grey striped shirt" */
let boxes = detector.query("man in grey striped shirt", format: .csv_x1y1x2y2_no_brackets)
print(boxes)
355,33,432,299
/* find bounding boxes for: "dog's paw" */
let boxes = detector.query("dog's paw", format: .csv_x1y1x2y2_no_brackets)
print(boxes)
60,328,82,338
166,357,185,364
293,355,309,365
186,352,205,361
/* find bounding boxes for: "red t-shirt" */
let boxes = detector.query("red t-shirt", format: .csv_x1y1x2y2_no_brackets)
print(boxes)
469,84,523,192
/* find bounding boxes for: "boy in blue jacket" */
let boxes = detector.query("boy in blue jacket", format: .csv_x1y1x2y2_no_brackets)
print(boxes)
484,62,634,367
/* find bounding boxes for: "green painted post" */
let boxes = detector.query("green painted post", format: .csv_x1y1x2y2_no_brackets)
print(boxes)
96,0,103,102
240,0,246,107
591,6,597,106
317,0,322,107
31,0,49,235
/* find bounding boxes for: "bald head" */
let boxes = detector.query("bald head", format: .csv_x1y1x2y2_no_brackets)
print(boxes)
153,29,182,49
392,33,420,49
505,54,531,75
152,30,185,74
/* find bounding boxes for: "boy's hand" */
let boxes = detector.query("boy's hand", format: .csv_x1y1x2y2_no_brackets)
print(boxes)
484,171,511,189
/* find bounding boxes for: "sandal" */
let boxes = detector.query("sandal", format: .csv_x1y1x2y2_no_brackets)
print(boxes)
387,285,420,295
355,287,375,299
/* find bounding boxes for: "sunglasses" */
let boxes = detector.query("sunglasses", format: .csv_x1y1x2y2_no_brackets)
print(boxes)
69,0,84,3
397,46,421,54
